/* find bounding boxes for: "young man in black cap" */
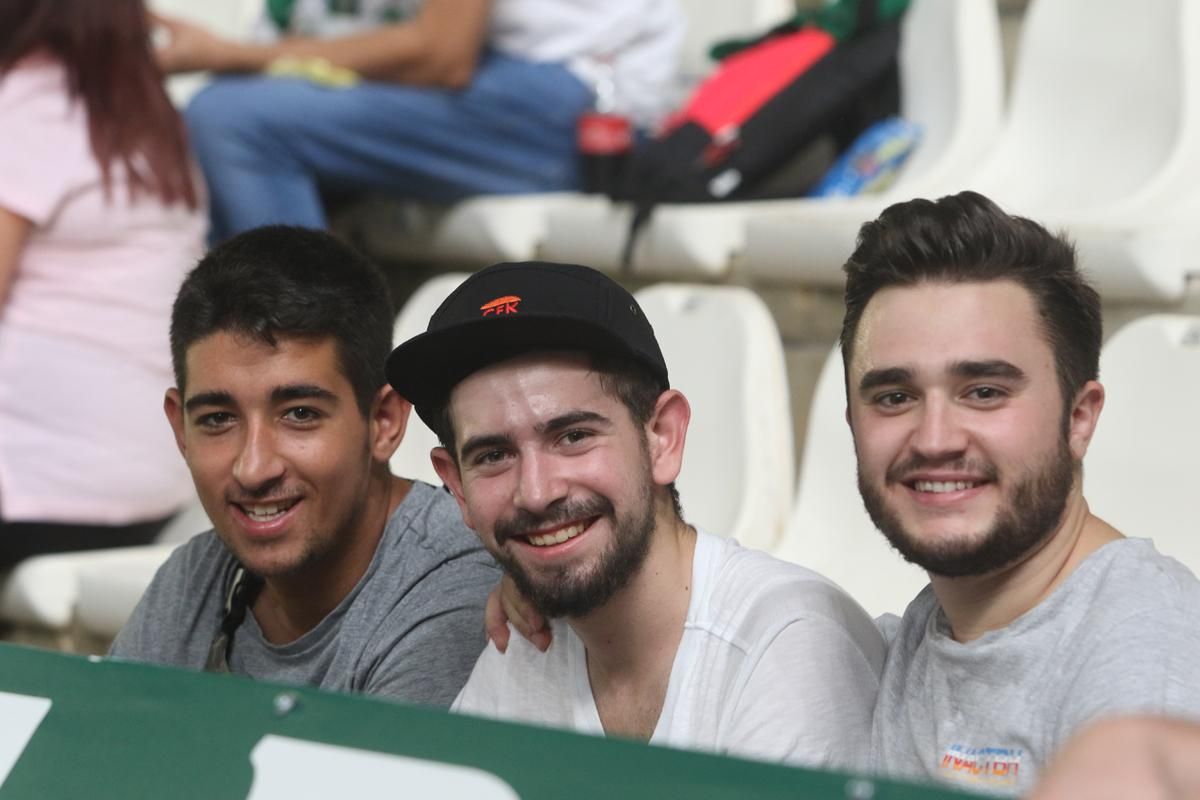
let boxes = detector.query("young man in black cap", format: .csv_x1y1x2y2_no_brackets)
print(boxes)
388,261,884,767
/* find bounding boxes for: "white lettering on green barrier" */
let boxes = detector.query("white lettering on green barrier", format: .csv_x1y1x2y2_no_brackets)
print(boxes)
247,735,520,799
0,692,51,789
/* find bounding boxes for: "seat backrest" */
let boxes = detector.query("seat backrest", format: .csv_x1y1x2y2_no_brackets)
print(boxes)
773,343,928,618
635,284,794,551
388,273,469,486
969,0,1190,207
891,0,1003,193
674,0,795,84
1084,314,1200,574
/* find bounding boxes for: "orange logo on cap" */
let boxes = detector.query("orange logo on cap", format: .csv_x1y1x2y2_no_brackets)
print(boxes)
481,295,521,316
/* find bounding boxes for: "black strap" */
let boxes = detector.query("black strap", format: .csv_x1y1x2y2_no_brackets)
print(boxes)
204,564,264,673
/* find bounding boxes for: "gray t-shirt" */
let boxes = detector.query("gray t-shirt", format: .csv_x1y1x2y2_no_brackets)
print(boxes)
109,481,500,707
870,538,1200,796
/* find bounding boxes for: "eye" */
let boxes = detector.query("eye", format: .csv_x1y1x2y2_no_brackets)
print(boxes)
472,449,509,467
283,406,321,423
195,411,234,430
873,391,912,410
559,429,593,446
965,386,1007,404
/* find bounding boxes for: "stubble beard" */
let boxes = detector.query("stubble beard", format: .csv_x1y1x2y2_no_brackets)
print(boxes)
857,436,1076,579
492,476,658,619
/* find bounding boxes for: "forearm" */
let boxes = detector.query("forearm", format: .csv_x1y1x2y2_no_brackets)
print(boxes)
205,0,489,87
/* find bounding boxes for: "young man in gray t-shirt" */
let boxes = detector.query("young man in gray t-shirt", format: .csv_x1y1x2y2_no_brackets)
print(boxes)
109,227,498,706
840,192,1200,795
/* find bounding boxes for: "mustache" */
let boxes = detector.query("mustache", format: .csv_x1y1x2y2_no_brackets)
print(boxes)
493,495,614,546
886,456,999,484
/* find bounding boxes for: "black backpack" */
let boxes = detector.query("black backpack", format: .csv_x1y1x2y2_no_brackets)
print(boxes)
613,0,909,265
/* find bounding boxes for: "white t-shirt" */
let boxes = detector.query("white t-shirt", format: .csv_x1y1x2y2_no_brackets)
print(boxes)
0,55,203,524
453,532,885,769
261,0,685,129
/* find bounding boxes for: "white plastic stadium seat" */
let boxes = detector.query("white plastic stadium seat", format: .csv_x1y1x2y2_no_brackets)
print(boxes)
545,0,1002,280
389,273,469,486
772,344,927,618
1085,315,1200,573
0,545,170,632
364,0,795,269
0,498,208,635
530,0,796,277
74,545,181,639
69,499,213,640
954,0,1200,301
745,0,1004,286
634,284,793,552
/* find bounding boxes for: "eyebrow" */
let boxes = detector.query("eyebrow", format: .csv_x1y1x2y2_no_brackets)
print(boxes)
271,384,339,405
458,410,612,461
858,367,913,394
947,359,1027,382
183,384,338,414
536,410,611,436
858,360,1028,396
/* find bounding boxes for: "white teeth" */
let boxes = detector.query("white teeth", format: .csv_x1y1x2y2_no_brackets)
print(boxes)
244,501,294,521
914,480,977,493
526,522,587,547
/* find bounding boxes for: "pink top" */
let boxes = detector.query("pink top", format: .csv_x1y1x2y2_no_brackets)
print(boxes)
0,56,204,525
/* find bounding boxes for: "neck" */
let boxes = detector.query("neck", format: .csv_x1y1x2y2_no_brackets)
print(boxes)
255,473,411,645
570,514,697,685
931,489,1122,643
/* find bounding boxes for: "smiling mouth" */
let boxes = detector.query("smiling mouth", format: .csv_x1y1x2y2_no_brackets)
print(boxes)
236,498,300,522
911,480,982,494
521,519,593,548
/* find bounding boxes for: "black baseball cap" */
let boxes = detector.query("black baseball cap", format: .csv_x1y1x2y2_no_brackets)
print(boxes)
387,261,669,432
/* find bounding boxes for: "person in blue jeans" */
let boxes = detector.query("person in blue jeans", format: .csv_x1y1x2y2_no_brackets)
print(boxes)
152,0,684,243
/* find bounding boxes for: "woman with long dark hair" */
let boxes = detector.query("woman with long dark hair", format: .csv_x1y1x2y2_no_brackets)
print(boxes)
0,0,204,564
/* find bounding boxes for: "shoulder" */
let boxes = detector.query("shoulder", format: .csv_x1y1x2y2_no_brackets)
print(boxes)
376,481,498,580
389,481,492,559
1069,539,1200,625
0,56,67,107
697,534,887,664
150,530,236,592
452,620,575,720
108,530,234,662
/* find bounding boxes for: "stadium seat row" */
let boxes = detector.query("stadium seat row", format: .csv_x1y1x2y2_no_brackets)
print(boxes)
5,278,1194,644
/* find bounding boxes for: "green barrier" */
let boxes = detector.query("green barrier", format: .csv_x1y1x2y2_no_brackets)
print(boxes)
0,643,970,799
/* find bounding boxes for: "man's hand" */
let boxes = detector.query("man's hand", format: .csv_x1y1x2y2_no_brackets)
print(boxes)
1030,716,1200,800
150,12,244,74
485,575,551,653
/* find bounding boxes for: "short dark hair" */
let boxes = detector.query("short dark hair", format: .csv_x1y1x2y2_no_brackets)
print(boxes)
841,191,1102,409
432,350,684,520
170,226,394,414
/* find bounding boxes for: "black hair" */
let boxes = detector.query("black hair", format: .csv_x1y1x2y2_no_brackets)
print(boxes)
169,225,394,414
841,191,1102,410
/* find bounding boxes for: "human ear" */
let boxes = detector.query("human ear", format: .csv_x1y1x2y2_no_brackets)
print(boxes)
369,385,411,462
1067,380,1105,460
164,388,187,458
431,446,474,530
646,389,690,487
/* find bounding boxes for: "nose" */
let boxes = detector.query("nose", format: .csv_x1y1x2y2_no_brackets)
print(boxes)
512,449,568,514
232,420,286,492
910,394,968,461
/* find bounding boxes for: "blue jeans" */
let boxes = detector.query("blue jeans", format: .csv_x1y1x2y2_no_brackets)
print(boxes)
185,51,593,243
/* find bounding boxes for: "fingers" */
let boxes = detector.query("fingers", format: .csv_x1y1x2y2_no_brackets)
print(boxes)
484,586,511,654
500,575,551,651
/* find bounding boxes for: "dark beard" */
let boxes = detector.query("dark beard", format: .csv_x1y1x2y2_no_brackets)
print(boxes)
857,438,1075,578
491,488,656,618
